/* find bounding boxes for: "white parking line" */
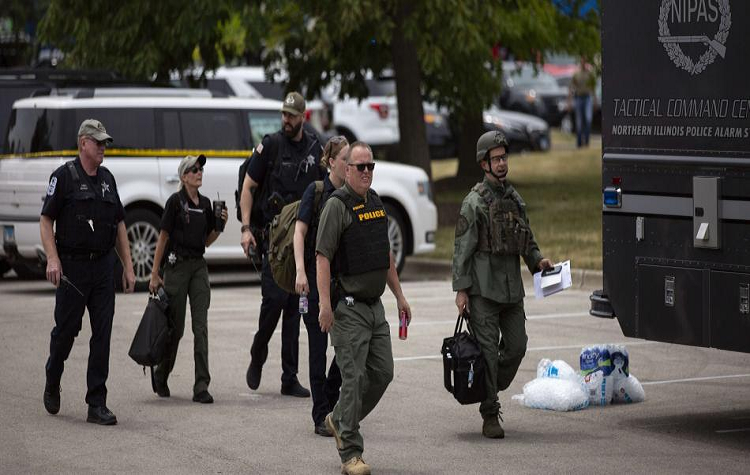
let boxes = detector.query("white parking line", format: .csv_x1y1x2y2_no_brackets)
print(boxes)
715,428,750,434
640,373,750,386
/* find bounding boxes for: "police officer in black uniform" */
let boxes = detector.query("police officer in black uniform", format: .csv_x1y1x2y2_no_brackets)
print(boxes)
240,92,324,397
40,119,136,425
293,136,348,435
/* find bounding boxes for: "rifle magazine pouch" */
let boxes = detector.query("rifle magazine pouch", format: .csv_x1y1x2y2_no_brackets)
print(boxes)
440,312,487,405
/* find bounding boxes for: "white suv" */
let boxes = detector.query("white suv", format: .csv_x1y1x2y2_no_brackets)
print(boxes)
0,90,437,286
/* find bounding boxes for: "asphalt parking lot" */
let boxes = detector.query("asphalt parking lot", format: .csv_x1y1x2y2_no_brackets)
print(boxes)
1,263,749,474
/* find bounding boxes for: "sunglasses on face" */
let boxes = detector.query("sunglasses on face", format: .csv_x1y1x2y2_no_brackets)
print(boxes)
87,137,108,147
348,162,375,172
186,166,204,174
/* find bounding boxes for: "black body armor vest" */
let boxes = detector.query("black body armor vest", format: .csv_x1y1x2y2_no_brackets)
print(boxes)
56,161,119,254
331,188,390,276
260,131,322,224
474,182,533,256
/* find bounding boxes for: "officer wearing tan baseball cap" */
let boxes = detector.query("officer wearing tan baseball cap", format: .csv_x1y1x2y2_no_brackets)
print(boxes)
281,92,306,116
78,119,114,144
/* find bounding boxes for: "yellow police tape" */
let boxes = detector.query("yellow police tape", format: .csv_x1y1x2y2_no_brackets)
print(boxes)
0,149,252,159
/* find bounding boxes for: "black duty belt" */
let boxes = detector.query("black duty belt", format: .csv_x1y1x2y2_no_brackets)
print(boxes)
59,250,109,261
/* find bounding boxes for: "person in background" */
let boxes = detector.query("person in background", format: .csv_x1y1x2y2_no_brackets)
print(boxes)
149,154,227,404
568,56,597,148
293,136,348,436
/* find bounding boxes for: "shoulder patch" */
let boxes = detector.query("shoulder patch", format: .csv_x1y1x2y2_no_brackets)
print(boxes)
455,215,470,237
255,143,264,155
46,177,57,196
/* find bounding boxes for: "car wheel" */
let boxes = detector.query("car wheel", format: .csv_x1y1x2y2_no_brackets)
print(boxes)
11,261,44,280
124,208,161,291
384,203,407,274
0,258,11,277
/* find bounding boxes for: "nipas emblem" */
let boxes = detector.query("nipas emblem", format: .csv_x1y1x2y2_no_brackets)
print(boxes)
658,0,731,75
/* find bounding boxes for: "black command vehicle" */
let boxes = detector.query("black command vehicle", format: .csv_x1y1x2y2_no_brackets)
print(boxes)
591,0,750,353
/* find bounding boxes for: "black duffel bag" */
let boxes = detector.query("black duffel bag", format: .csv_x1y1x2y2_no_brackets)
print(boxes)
128,287,171,367
441,311,487,405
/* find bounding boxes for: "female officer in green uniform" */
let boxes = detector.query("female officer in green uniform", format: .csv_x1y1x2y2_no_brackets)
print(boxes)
148,154,227,404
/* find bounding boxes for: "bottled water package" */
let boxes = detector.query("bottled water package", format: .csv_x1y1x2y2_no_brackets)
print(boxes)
580,344,613,376
536,358,581,383
522,377,589,412
583,370,614,406
612,375,645,403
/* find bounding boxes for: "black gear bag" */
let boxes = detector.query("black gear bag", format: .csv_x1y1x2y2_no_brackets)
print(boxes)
128,287,171,367
441,311,487,405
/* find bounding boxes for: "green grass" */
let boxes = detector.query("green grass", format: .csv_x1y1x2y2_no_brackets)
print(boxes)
427,131,603,269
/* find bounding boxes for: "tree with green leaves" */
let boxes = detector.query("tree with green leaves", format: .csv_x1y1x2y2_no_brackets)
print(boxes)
38,0,233,81
253,0,599,180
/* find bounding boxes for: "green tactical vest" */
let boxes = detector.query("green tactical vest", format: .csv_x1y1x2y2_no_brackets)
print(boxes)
473,182,532,256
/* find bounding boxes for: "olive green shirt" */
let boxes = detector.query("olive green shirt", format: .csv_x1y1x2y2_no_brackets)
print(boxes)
316,183,389,299
570,68,596,97
452,177,543,304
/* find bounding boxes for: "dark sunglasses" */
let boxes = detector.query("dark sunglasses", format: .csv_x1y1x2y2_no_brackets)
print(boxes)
87,137,109,147
329,135,347,145
348,162,375,172
187,166,204,174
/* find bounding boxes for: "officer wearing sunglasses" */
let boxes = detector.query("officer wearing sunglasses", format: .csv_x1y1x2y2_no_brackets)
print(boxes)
148,154,227,404
315,141,411,475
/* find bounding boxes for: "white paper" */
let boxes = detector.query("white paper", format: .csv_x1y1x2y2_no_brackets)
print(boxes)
534,260,572,299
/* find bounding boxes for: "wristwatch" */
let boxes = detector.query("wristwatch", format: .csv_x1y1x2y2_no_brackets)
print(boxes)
241,224,251,233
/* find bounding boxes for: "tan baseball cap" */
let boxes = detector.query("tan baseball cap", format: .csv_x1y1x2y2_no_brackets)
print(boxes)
77,119,113,143
281,92,305,116
178,154,206,176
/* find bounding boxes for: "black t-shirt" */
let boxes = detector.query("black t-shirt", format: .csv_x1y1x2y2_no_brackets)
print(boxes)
246,130,324,225
160,189,215,257
297,174,334,226
41,157,125,222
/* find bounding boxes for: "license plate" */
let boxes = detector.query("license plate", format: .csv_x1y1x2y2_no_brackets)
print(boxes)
3,225,15,245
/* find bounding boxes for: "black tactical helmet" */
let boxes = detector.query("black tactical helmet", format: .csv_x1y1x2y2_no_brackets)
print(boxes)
476,130,509,162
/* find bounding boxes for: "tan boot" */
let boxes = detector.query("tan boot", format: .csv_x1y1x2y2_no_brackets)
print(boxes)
341,456,371,475
326,413,343,450
482,414,505,439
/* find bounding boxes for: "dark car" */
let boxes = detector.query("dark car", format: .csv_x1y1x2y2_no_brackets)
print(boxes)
500,62,568,126
483,106,551,152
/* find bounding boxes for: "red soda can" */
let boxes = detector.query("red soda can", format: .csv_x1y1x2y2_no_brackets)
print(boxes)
399,310,408,340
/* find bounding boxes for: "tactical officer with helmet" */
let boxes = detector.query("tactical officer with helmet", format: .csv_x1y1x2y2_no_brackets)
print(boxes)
316,141,411,475
453,130,553,439
240,91,324,397
40,119,136,425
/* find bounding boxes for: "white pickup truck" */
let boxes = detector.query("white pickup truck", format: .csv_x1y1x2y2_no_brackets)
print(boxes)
0,90,437,287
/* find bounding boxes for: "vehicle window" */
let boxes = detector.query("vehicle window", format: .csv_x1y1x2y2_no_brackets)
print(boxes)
247,81,285,101
247,111,280,148
365,79,396,97
161,111,181,149
206,79,234,97
3,108,65,154
75,109,155,149
180,110,246,150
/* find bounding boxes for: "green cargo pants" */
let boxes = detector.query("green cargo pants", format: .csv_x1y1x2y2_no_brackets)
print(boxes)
469,295,527,418
329,298,394,462
154,258,211,396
